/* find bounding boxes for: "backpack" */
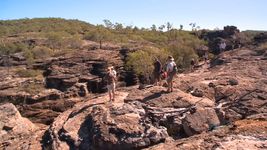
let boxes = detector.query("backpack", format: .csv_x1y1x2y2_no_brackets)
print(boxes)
104,72,116,84
171,64,178,75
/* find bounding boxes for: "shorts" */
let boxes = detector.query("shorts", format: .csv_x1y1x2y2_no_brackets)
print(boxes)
167,74,174,83
107,83,115,91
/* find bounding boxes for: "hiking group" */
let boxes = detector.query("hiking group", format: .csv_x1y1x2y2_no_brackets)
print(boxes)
104,55,180,102
153,55,177,93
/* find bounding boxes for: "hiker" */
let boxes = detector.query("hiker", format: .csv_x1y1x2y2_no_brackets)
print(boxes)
166,56,177,92
104,66,117,101
153,57,162,85
190,58,195,72
204,51,208,63
219,41,226,53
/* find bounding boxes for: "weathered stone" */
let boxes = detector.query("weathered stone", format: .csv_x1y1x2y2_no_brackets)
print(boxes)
0,103,44,150
191,88,204,97
228,78,238,86
44,92,170,150
182,108,220,136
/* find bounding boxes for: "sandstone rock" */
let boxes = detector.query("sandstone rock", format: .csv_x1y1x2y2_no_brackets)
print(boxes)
31,89,62,101
0,103,44,150
10,52,26,61
182,107,220,136
20,98,81,125
44,92,170,150
191,88,204,97
228,78,238,86
0,103,36,133
147,119,267,150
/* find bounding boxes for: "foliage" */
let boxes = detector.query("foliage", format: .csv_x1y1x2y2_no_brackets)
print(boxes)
0,18,207,71
84,25,113,48
126,47,169,76
166,31,204,68
23,49,34,66
0,42,28,55
0,18,94,37
168,43,198,68
67,35,83,49
32,46,53,59
16,68,43,78
259,42,267,50
46,32,65,50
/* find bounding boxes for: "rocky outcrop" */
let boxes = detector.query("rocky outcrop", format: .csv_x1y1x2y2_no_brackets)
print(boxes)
146,119,267,150
182,107,220,136
254,32,267,44
43,84,222,149
0,43,266,150
0,47,141,125
201,26,246,54
0,103,36,134
176,49,267,122
43,50,129,94
0,52,27,67
0,103,44,150
43,92,171,149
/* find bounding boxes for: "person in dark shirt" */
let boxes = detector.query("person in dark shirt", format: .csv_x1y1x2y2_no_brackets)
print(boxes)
153,57,162,85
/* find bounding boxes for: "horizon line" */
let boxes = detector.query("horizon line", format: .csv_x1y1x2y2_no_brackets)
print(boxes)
0,17,267,32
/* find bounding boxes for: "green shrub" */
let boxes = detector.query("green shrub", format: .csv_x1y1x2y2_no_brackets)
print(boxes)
46,32,70,50
168,43,198,68
32,46,53,59
0,18,94,37
259,42,267,50
23,49,34,66
16,69,42,78
0,42,28,55
67,35,83,49
20,82,45,95
84,26,113,48
126,47,169,76
166,31,204,68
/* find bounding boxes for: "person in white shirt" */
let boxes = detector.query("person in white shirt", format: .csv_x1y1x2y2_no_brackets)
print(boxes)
110,66,117,92
166,56,176,92
219,41,226,53
104,66,117,101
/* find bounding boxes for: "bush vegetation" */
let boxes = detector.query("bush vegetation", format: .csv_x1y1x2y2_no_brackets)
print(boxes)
259,42,267,50
126,47,169,76
16,68,43,78
32,46,53,59
0,18,209,77
19,82,45,95
2,18,246,78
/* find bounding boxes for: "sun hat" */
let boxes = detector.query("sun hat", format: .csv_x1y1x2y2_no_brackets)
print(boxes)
168,56,174,61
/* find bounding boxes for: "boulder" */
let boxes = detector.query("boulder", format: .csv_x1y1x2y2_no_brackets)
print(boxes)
201,26,243,54
0,103,43,150
228,78,239,86
191,88,204,97
182,107,220,136
0,103,36,133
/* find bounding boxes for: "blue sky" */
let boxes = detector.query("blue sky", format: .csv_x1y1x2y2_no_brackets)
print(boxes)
1,0,266,31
